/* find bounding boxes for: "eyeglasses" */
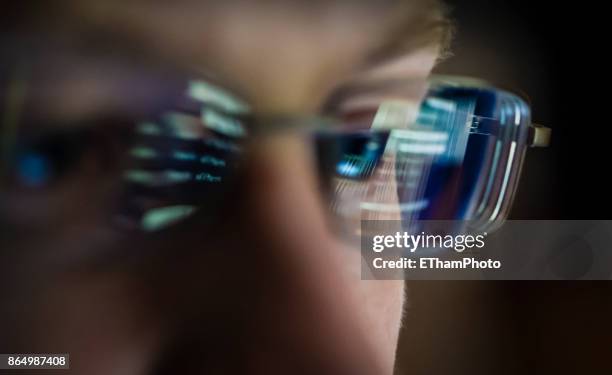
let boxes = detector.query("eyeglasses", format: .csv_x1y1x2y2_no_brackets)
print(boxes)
319,75,551,235
1,73,549,236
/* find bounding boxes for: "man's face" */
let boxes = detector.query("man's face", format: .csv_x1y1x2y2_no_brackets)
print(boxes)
0,1,441,374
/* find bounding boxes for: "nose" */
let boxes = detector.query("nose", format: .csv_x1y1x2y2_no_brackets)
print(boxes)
151,133,398,375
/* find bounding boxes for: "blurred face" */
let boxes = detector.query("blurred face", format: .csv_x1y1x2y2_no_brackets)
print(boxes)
0,1,441,374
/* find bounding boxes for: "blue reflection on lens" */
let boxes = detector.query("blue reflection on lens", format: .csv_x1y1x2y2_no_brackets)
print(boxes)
331,132,389,180
336,161,360,177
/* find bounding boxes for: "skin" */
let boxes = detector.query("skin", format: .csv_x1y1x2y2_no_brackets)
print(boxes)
0,1,441,374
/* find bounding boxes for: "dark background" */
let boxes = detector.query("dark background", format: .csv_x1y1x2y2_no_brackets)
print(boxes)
396,1,612,374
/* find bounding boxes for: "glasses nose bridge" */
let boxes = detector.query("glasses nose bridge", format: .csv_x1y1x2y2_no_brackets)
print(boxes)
245,114,339,138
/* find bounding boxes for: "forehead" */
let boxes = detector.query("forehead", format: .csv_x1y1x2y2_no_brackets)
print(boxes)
62,1,400,109
5,1,438,113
